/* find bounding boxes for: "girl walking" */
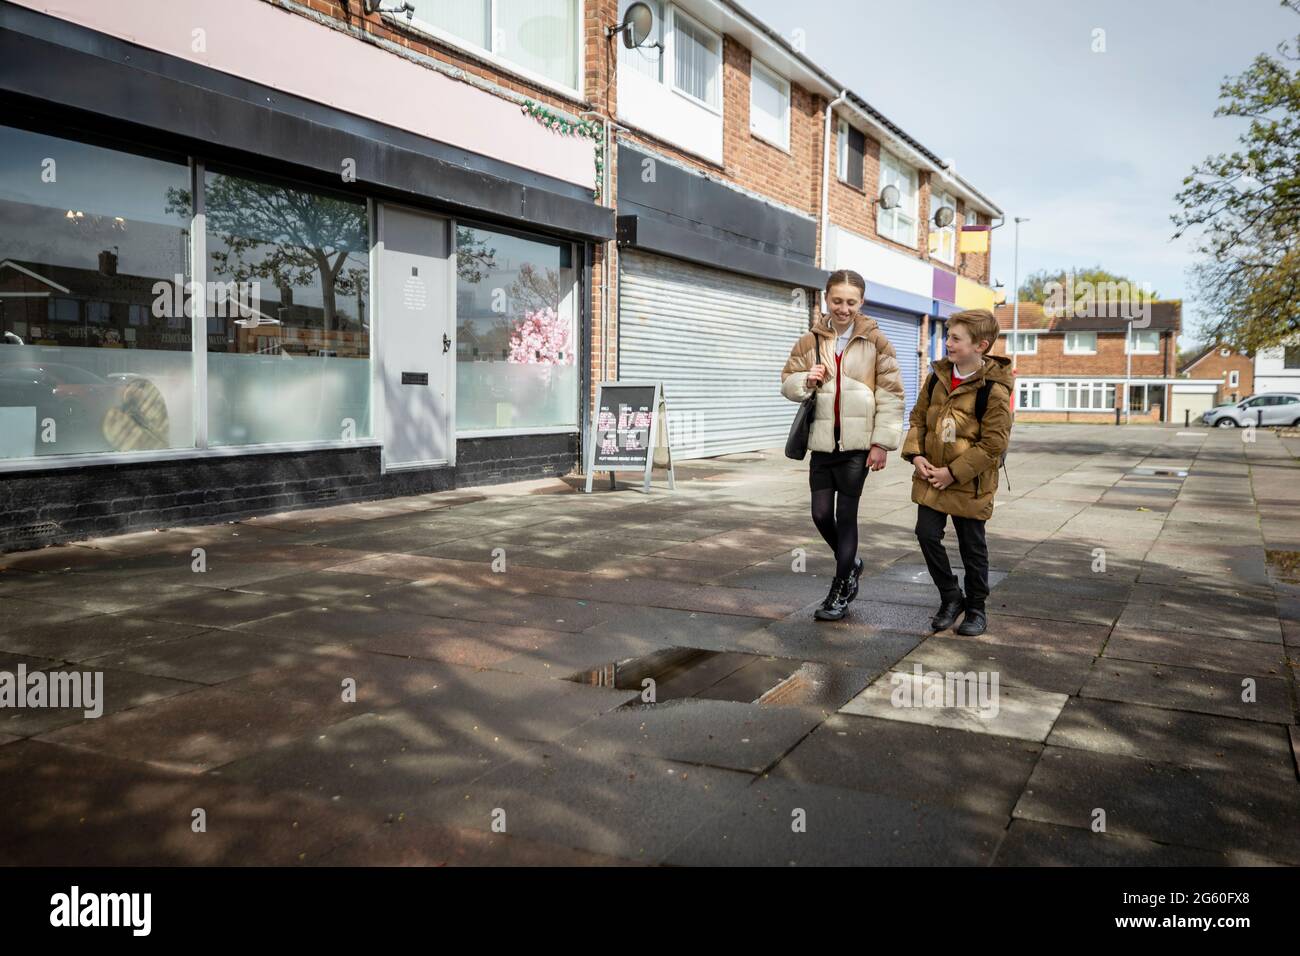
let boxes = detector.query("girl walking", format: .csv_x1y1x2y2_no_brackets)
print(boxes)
779,270,906,620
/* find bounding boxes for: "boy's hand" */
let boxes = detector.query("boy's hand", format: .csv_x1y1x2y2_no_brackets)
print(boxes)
928,466,955,490
867,445,888,471
912,455,933,480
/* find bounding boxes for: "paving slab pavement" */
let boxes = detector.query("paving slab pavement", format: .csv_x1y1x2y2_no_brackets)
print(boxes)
0,424,1296,865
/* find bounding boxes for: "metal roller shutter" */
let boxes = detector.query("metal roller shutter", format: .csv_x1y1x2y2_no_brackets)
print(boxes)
866,309,921,424
619,250,813,459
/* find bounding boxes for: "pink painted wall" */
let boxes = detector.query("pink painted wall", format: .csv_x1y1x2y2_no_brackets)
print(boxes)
14,0,595,190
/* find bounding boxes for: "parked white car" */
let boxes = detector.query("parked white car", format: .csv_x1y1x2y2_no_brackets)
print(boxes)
1203,393,1300,427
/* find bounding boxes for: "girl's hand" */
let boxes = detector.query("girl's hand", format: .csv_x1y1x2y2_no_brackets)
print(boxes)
928,466,955,490
806,364,827,387
867,445,888,471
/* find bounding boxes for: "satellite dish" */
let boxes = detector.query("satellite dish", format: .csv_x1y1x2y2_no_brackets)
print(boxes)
621,2,655,49
933,205,955,228
879,184,900,210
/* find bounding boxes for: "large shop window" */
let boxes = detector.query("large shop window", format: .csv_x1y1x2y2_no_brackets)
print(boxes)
0,123,373,466
0,125,194,460
203,170,370,446
455,225,577,432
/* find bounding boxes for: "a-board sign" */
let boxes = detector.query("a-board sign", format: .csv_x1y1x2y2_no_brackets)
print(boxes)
584,381,675,493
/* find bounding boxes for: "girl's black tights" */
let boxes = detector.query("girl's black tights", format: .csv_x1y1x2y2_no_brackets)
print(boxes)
811,488,860,579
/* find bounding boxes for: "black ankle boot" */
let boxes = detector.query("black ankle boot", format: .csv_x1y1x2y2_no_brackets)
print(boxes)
930,593,965,631
844,557,865,603
815,576,852,621
956,606,987,636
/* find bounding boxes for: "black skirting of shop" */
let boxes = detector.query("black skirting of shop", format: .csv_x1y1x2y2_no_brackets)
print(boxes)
0,432,579,552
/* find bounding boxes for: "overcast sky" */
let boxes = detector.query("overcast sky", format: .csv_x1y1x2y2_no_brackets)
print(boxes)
741,0,1297,343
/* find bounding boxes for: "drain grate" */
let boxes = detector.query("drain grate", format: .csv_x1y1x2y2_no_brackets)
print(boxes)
9,521,61,541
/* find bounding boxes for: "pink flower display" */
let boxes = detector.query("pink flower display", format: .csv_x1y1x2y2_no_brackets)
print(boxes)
507,307,573,384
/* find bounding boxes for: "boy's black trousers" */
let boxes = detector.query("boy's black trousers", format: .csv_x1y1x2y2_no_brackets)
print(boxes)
915,504,989,609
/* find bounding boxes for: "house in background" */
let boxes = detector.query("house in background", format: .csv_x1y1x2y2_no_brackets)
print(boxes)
1179,344,1254,405
1253,337,1300,393
990,300,1187,423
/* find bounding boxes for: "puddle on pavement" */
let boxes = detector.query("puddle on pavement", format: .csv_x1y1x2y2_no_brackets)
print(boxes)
565,647,865,709
1129,467,1189,478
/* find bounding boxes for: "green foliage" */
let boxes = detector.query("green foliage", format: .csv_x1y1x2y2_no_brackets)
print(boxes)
1173,0,1300,351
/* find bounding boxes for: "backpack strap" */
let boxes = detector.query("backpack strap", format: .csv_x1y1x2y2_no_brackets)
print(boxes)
975,380,993,421
925,371,939,403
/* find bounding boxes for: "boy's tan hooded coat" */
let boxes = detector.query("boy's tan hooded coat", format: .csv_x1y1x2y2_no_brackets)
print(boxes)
901,354,1013,520
779,313,907,453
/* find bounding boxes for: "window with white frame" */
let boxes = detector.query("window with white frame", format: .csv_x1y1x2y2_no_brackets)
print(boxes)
1228,369,1240,387
750,58,789,150
407,0,580,92
1018,382,1042,409
1126,329,1160,354
965,207,978,227
877,150,918,247
837,119,849,179
1065,331,1097,354
618,0,664,82
1055,381,1116,410
671,8,722,110
837,119,865,188
1005,332,1038,354
929,187,956,264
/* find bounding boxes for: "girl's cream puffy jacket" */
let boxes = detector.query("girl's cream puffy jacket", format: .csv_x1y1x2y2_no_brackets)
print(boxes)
779,313,907,453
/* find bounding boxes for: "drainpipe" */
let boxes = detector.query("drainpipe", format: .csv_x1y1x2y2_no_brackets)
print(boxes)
580,111,613,385
820,89,850,299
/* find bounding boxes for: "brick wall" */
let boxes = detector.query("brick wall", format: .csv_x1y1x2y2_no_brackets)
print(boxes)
1183,349,1254,403
0,434,577,552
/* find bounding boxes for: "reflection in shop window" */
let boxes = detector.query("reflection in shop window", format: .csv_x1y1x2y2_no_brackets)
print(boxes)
0,123,193,460
455,225,577,431
197,170,371,446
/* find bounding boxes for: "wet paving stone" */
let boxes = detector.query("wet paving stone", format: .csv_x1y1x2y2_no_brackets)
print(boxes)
1012,745,1300,865
1045,697,1297,780
1080,658,1292,723
665,775,1006,866
769,713,1041,818
557,698,824,773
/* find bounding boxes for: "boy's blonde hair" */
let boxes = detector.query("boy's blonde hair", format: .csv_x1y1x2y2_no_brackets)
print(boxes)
948,309,1000,354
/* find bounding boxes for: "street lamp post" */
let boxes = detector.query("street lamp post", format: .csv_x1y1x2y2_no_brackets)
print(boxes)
1011,217,1028,374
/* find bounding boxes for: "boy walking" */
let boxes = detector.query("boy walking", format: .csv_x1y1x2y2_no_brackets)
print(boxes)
900,309,1012,636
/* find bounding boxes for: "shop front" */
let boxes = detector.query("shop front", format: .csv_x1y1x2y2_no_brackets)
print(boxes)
615,144,827,459
0,0,612,550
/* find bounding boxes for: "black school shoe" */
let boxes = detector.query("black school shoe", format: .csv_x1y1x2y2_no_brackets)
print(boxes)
814,576,852,621
955,606,987,636
930,593,965,631
844,557,865,603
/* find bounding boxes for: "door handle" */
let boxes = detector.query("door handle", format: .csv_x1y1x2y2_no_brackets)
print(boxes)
443,333,451,354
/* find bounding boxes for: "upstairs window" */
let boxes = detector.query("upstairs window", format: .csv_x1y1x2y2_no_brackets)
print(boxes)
671,8,722,110
1064,331,1097,354
1127,329,1160,354
877,150,918,247
408,0,580,92
750,58,790,150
